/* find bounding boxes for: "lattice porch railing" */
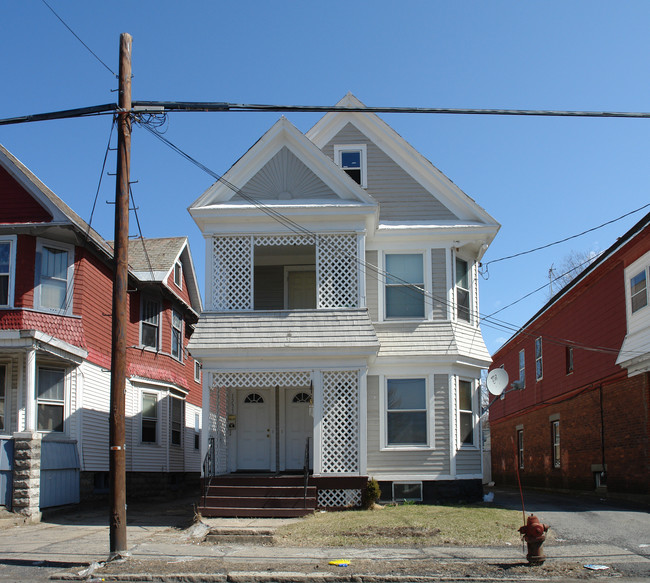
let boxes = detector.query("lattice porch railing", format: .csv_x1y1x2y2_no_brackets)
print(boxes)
209,234,359,310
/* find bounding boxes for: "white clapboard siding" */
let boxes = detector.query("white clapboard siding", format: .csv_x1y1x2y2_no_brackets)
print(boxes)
431,248,448,320
184,402,202,472
456,449,482,475
78,362,111,471
129,384,169,473
321,123,458,222
366,374,450,477
365,250,379,321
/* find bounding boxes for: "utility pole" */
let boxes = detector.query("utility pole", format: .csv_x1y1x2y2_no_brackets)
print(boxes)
109,32,132,557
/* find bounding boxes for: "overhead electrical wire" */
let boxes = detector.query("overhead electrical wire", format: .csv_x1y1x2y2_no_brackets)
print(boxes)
40,0,117,77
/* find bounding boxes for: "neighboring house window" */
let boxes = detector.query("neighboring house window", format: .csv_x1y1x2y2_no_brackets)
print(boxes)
535,337,543,381
517,429,524,469
0,238,15,307
631,269,648,313
141,393,158,443
458,379,474,446
35,240,73,313
37,367,65,432
194,413,200,450
174,261,182,289
334,144,367,187
171,309,183,361
194,360,201,383
170,397,183,446
385,253,425,318
386,378,427,446
141,297,160,349
0,365,6,432
551,420,560,468
566,346,574,374
518,350,526,388
456,258,470,322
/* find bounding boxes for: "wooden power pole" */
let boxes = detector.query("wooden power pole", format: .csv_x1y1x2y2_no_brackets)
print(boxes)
109,32,132,556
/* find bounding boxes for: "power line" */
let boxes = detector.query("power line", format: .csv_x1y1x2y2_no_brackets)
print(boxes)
40,0,117,77
482,202,650,268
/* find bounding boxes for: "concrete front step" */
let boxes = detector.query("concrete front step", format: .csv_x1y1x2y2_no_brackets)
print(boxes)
204,527,276,545
205,486,317,498
198,506,314,518
203,496,316,509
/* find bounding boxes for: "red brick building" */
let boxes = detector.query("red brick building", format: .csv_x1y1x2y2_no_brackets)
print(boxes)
0,144,203,519
489,212,650,498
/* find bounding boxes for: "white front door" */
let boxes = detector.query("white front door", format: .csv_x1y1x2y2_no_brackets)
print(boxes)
237,388,272,470
284,389,313,470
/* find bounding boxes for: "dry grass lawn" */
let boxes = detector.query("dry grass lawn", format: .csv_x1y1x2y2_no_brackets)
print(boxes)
274,503,526,547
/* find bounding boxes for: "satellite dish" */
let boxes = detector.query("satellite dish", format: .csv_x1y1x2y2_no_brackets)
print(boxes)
486,368,509,396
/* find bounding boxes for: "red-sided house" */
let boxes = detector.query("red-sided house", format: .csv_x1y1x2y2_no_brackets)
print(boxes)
0,144,203,520
489,212,650,498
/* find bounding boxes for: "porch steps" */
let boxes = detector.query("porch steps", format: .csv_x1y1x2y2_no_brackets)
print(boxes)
199,475,317,518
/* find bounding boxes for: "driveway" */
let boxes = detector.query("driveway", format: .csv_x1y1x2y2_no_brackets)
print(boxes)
491,486,650,576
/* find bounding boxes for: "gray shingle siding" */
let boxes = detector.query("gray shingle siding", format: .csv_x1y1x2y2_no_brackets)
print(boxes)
322,123,458,222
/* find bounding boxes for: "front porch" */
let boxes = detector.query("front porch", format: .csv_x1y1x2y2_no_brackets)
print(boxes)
200,368,370,517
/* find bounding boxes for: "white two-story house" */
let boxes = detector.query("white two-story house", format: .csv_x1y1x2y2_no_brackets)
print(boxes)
188,94,500,514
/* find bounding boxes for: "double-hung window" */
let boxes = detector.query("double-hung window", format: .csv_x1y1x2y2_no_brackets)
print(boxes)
37,367,65,432
458,379,475,446
334,144,367,187
551,420,560,468
141,393,158,443
0,238,15,307
631,269,648,313
385,253,425,318
141,297,160,350
517,429,524,469
518,349,526,388
35,240,73,314
386,378,427,446
535,337,543,381
170,397,183,446
456,258,470,322
171,309,183,361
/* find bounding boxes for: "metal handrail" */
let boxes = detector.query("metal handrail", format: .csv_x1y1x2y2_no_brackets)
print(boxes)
303,437,310,508
202,437,215,507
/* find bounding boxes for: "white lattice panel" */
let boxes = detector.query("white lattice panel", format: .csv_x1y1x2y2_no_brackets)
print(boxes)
317,235,358,308
212,371,312,388
255,234,315,246
321,370,359,474
211,236,252,310
318,489,362,508
208,376,228,474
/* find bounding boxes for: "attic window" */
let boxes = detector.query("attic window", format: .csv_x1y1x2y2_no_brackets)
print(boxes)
334,144,367,188
174,261,182,289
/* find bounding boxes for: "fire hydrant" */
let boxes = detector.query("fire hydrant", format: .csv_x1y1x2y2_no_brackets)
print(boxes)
518,514,550,564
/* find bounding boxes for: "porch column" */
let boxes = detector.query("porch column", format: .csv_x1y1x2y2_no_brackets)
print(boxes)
24,348,36,432
312,370,323,475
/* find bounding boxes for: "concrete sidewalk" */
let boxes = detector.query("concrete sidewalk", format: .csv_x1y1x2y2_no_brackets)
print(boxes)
0,500,649,582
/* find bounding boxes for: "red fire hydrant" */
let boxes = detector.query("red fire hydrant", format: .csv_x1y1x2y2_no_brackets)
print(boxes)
518,514,550,564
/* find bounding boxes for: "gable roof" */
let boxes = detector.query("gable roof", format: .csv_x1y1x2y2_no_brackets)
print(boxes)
306,93,499,228
0,143,113,258
190,116,378,209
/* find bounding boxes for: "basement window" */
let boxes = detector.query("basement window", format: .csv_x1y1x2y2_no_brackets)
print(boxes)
393,482,422,502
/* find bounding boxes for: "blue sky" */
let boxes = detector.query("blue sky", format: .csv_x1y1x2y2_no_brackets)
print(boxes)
2,1,649,354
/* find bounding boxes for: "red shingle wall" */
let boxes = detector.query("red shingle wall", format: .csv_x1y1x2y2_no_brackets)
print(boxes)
0,166,53,223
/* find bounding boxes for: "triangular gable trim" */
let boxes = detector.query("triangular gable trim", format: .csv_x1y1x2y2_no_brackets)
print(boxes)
306,94,499,226
190,117,377,209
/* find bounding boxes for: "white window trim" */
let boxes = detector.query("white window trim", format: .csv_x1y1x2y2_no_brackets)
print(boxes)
171,308,183,362
334,144,367,188
140,295,161,351
379,374,434,451
34,238,75,315
381,250,431,322
173,261,183,290
457,377,478,450
629,265,648,314
170,395,184,447
36,365,68,434
0,236,17,308
454,254,473,324
194,360,201,383
141,390,160,445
